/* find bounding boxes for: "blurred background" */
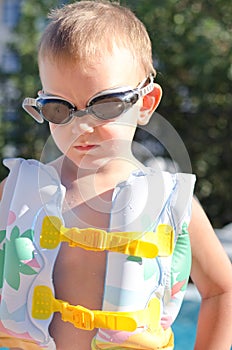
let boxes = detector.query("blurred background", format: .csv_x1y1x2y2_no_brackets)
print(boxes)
0,0,231,229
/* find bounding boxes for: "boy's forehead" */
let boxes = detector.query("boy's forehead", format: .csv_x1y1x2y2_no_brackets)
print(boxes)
39,46,145,86
41,44,139,65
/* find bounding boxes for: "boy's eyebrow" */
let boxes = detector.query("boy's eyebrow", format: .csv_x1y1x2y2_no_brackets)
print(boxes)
40,90,60,96
39,91,74,100
41,92,60,97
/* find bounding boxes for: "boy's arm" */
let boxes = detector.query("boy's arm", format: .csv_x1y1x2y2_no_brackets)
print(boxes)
189,198,232,350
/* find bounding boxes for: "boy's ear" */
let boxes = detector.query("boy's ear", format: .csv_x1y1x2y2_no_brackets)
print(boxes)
138,83,162,125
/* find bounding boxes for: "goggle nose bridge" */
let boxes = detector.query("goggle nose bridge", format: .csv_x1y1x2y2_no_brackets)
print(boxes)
71,108,90,118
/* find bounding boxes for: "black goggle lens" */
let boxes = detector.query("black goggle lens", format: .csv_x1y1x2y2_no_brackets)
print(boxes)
90,98,125,120
39,99,73,124
89,91,138,120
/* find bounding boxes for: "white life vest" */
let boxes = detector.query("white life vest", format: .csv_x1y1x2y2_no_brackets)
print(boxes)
0,158,195,349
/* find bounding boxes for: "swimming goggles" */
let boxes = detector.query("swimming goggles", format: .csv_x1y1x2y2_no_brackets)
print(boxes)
22,73,155,125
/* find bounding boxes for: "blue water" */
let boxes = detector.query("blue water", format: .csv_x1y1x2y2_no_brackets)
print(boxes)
172,297,200,349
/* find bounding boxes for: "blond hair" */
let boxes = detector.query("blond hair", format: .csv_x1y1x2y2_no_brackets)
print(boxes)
38,0,155,75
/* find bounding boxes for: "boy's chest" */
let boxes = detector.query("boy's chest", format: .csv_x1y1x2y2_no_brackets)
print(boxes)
52,242,106,308
50,243,107,348
49,199,109,348
53,189,113,307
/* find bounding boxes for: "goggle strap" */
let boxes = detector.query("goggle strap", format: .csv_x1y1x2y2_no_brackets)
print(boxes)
137,73,155,98
138,82,155,98
22,97,44,123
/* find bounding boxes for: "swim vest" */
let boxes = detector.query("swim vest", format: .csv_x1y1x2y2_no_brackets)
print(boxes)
0,158,196,349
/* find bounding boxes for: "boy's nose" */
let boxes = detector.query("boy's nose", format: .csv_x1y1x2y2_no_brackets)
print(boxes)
79,122,94,133
71,118,95,134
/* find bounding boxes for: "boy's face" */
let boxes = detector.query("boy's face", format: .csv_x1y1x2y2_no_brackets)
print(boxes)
39,47,146,170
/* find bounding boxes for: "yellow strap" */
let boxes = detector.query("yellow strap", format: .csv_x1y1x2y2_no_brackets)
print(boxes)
153,224,174,257
32,286,160,332
40,216,174,258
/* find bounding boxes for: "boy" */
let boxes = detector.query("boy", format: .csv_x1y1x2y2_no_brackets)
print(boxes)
0,1,232,349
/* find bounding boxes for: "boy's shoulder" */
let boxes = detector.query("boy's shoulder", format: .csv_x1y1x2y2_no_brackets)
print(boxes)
128,166,196,187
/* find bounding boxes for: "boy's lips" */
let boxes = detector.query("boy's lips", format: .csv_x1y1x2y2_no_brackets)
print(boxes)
74,144,98,151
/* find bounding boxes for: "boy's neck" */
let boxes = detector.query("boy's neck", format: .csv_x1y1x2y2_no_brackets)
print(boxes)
52,155,145,189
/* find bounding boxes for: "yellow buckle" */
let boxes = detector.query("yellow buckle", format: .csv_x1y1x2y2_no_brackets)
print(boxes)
40,216,174,258
32,286,160,332
62,303,94,330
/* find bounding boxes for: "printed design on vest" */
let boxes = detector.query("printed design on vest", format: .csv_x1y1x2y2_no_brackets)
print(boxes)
171,222,191,297
161,222,192,331
97,253,162,346
0,210,41,341
0,211,39,291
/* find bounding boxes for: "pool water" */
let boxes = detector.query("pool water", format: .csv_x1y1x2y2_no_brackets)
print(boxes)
172,298,200,349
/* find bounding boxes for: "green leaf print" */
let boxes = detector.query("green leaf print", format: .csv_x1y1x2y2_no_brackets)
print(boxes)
4,226,37,291
19,262,38,275
21,229,34,240
0,230,6,244
171,222,192,292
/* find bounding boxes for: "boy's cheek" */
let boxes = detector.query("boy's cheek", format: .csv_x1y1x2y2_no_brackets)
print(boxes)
49,122,58,132
113,104,141,126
